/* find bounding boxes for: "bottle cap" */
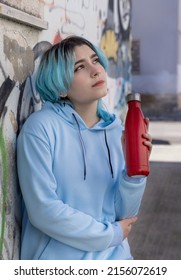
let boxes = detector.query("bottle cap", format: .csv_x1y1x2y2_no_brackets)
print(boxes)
127,93,141,102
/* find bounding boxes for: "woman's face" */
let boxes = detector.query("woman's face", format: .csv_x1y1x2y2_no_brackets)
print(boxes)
67,44,107,108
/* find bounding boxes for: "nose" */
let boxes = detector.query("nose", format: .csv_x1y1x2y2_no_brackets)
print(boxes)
90,64,101,78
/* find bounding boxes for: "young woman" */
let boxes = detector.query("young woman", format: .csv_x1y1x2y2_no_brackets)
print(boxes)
17,35,152,260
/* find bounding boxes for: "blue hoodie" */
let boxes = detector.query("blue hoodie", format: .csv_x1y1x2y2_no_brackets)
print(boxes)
17,101,147,260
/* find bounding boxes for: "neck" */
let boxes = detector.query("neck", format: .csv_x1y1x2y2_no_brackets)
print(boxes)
73,101,100,128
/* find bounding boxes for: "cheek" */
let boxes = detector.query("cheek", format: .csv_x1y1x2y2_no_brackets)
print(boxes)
71,76,88,92
99,64,106,72
67,81,85,100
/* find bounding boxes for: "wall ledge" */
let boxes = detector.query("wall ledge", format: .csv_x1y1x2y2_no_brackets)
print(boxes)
0,3,48,30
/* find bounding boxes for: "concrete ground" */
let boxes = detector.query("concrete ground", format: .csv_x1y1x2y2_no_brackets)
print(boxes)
128,121,181,260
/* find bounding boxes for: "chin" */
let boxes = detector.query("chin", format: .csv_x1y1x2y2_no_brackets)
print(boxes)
101,90,108,98
92,88,108,100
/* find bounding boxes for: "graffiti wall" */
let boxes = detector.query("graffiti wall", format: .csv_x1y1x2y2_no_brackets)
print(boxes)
0,0,132,259
40,0,132,115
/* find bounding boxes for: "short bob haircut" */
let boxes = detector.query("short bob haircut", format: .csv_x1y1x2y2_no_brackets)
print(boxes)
35,35,108,103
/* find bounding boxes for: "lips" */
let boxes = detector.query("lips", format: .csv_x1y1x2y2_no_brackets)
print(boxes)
92,80,105,87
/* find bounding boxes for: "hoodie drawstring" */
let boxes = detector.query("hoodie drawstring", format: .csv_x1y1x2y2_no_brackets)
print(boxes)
104,130,114,178
72,113,114,180
72,113,87,180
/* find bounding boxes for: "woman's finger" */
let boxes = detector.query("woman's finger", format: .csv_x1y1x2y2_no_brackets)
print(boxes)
144,117,149,130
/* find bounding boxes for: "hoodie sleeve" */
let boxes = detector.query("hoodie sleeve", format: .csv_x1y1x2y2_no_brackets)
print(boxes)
17,130,122,252
115,169,147,219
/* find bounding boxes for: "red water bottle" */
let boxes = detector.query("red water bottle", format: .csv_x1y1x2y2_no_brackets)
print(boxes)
124,93,150,177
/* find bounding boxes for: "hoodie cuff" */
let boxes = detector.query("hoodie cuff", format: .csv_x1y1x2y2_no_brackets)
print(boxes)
122,168,146,184
110,222,123,247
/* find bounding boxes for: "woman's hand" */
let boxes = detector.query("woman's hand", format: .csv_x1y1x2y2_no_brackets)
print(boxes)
121,117,153,159
118,216,138,240
143,117,153,157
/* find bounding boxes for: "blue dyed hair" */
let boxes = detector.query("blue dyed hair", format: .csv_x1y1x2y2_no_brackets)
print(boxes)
35,35,111,121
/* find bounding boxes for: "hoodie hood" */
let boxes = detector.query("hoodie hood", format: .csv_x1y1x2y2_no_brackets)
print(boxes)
42,100,121,131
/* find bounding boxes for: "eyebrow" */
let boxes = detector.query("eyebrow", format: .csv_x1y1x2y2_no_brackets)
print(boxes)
74,53,98,66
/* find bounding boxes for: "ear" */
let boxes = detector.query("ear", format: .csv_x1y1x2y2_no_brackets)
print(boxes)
60,93,68,98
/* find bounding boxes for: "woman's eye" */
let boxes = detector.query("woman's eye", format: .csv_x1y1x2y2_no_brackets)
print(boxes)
74,65,84,72
93,57,99,64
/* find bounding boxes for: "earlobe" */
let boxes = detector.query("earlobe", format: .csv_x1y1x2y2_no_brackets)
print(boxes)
60,93,68,98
